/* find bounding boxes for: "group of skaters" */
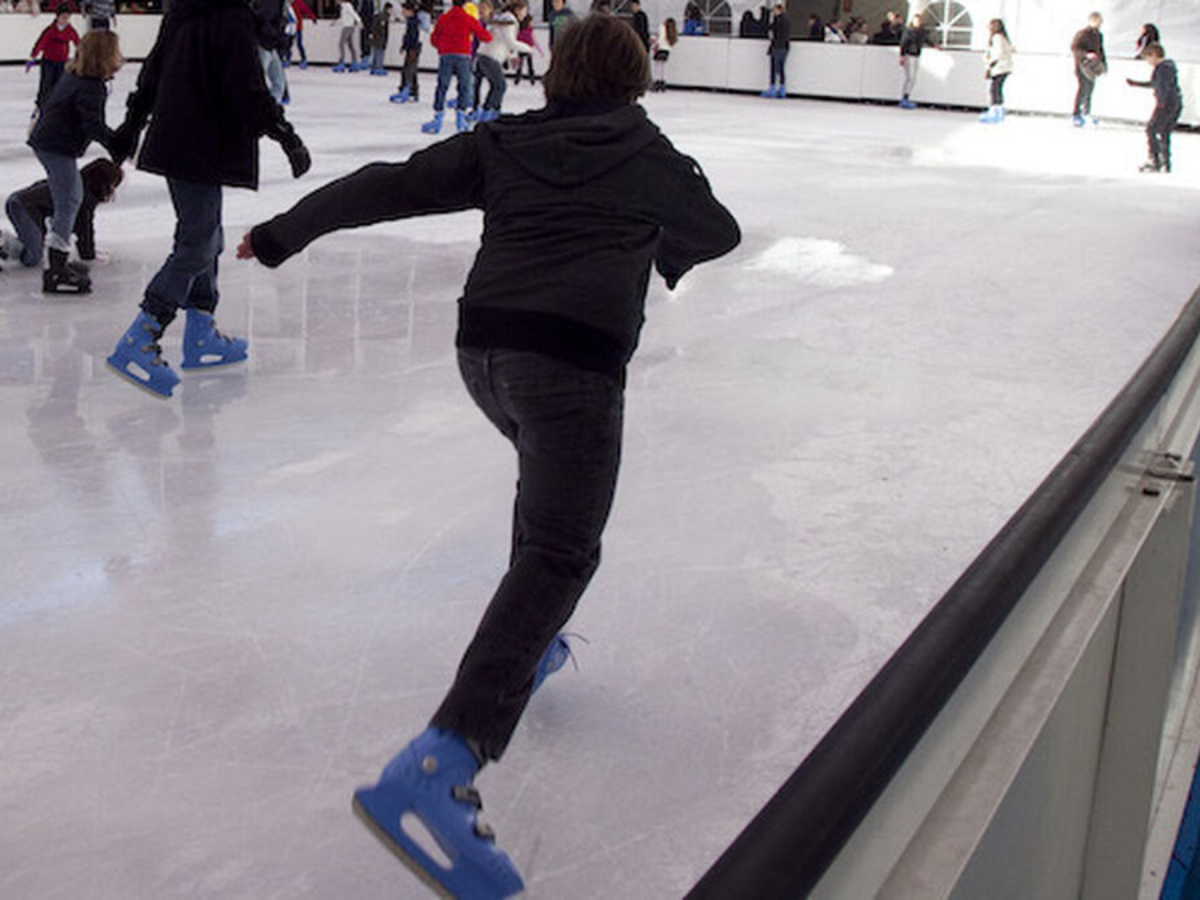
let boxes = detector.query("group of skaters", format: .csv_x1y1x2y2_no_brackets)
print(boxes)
754,7,1182,175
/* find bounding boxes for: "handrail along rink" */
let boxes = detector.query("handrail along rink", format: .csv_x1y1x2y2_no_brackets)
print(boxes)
688,281,1200,900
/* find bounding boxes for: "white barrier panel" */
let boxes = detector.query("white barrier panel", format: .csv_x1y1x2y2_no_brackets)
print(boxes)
2,14,1196,126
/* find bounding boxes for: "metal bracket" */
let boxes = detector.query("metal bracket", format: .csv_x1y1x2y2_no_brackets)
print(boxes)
1142,453,1195,495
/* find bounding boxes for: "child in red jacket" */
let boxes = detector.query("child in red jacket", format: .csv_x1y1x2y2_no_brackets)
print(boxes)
422,0,491,134
28,4,81,112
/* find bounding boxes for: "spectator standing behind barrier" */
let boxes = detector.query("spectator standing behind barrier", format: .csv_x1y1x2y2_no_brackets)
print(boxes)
683,0,703,35
82,0,114,30
28,5,80,115
1127,42,1182,174
898,13,934,109
548,0,574,49
872,10,901,45
978,18,1013,124
1135,23,1160,57
760,2,788,98
804,13,820,41
650,16,676,91
628,0,649,51
1070,11,1105,127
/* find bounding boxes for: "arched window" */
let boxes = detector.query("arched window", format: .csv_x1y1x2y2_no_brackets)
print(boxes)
920,1,972,48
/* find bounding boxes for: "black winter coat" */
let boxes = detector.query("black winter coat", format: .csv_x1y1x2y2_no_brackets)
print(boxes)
249,103,741,379
28,72,116,159
125,0,285,189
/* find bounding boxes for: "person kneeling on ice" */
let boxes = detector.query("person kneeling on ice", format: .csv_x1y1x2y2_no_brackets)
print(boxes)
104,0,311,399
2,159,122,273
237,14,740,898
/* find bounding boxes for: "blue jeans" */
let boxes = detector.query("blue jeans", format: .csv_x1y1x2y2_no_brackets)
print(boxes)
370,46,385,70
431,348,625,760
433,54,473,113
259,46,286,105
5,192,44,267
33,149,81,254
770,47,788,87
142,178,223,325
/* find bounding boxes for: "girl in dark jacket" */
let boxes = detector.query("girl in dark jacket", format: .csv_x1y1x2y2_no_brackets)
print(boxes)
238,14,739,899
26,29,121,294
105,0,311,399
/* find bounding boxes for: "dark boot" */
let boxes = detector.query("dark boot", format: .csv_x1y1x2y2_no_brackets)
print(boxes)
43,248,91,294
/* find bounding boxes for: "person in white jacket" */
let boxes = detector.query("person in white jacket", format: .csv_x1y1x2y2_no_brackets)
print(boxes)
333,0,364,72
980,18,1014,123
473,0,525,121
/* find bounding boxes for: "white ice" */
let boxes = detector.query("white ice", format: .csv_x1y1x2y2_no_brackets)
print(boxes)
1,64,1198,899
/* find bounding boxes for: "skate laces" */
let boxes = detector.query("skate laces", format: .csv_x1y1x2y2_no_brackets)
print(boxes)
450,784,498,841
138,322,168,366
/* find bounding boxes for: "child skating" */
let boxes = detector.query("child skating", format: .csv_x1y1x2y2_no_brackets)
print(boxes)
333,0,365,72
1127,42,1182,173
237,14,739,897
423,0,492,134
390,0,431,103
3,158,122,272
26,28,122,294
27,4,81,115
105,0,311,399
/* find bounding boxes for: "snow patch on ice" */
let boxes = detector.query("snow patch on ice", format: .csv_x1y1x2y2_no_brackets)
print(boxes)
747,237,894,287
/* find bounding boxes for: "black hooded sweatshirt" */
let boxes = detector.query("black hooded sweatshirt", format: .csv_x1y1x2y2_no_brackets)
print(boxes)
249,102,741,379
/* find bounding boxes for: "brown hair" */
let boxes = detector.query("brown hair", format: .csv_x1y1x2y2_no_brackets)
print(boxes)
1140,41,1165,59
663,17,678,45
68,30,121,80
81,158,124,202
542,14,650,104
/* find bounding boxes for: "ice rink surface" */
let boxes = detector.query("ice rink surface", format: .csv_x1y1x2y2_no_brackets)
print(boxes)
1,61,1198,898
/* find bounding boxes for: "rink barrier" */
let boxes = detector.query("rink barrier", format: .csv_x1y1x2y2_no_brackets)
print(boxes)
689,283,1200,899
1,13,1197,126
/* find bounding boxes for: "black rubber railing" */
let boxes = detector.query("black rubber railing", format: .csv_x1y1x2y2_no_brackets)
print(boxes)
688,284,1200,899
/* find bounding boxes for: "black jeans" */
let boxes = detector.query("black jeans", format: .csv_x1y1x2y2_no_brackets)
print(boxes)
431,348,624,761
989,72,1008,106
1148,110,1179,170
1073,65,1095,116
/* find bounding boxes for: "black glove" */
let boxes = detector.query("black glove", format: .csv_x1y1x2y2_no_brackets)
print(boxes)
108,120,140,166
268,118,311,179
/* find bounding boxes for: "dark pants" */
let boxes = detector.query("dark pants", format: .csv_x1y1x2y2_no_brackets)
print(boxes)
401,47,420,97
1148,109,1179,171
142,178,223,326
1073,65,1095,116
5,193,44,267
512,51,535,83
433,53,472,113
476,55,506,111
430,348,624,761
989,72,1008,106
769,47,788,87
35,60,65,109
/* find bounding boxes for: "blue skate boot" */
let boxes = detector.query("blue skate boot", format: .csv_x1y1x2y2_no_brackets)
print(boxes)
106,311,181,398
353,728,525,899
181,309,248,370
532,633,572,693
389,87,412,103
456,110,472,133
332,61,348,73
422,111,444,134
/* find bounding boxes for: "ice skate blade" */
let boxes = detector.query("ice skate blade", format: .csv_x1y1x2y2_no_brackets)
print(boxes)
180,356,248,371
353,794,455,899
106,360,176,399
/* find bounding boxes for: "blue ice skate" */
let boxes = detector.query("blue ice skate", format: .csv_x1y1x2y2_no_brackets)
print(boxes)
371,67,388,76
456,110,472,133
107,311,181,398
390,88,412,103
422,111,444,134
476,109,499,124
978,105,1000,124
332,61,348,72
899,97,916,109
1071,114,1085,127
532,633,572,693
181,309,248,370
353,728,525,899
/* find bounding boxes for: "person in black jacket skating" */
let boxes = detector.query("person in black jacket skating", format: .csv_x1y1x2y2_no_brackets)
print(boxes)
238,14,739,898
1071,12,1106,126
105,0,311,399
26,29,122,294
1127,42,1182,173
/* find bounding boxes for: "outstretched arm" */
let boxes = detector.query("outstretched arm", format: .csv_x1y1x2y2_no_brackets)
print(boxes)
654,146,741,288
239,134,484,267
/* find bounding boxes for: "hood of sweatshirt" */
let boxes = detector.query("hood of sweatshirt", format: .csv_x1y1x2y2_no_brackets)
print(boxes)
480,102,662,189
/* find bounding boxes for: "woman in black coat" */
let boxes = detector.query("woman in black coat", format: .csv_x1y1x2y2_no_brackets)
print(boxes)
105,0,312,398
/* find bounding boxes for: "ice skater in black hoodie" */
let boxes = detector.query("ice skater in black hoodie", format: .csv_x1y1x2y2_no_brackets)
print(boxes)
238,13,739,898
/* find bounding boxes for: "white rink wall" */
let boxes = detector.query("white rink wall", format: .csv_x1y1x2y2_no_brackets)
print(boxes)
0,9,1197,125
